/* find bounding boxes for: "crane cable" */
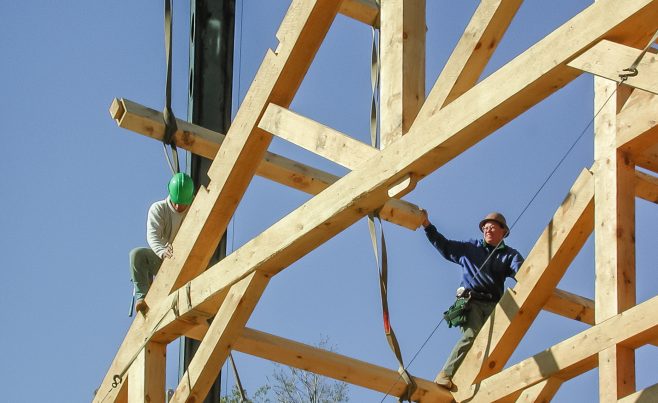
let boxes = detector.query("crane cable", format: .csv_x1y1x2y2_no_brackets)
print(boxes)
378,28,658,401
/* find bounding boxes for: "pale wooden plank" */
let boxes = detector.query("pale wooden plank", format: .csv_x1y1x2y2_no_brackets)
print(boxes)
635,169,658,203
127,342,166,403
232,327,452,402
258,103,378,169
593,77,636,401
380,0,425,148
568,40,658,94
339,0,379,26
618,382,658,403
515,378,562,403
416,0,522,119
170,272,270,403
451,169,595,400
616,90,658,155
543,288,595,325
112,98,424,230
465,295,658,402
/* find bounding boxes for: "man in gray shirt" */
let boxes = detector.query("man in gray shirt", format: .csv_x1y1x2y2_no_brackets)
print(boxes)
130,173,194,313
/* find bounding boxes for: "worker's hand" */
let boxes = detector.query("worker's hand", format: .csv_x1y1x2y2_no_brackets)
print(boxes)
420,209,430,228
162,243,174,259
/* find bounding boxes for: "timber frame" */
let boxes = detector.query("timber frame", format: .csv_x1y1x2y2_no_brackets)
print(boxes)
96,1,658,401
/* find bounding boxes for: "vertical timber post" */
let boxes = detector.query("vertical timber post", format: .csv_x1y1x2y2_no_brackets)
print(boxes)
180,1,235,402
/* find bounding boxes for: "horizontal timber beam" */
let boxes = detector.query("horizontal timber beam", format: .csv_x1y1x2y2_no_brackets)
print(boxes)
232,327,452,402
109,98,423,230
568,40,658,94
636,169,658,203
543,288,595,324
465,295,658,402
617,89,658,155
258,103,378,169
339,0,379,26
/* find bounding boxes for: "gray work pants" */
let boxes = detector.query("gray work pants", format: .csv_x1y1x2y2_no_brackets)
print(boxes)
440,299,497,377
129,247,162,301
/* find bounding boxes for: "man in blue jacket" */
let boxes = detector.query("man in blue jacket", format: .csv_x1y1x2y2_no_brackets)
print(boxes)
421,211,524,389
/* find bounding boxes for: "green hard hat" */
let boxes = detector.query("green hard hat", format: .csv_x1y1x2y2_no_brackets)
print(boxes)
168,173,194,205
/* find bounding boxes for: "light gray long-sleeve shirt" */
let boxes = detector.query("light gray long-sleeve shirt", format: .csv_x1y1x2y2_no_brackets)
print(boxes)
146,197,188,258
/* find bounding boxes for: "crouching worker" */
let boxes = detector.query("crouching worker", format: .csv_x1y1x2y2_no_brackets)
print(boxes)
130,173,195,314
420,211,524,389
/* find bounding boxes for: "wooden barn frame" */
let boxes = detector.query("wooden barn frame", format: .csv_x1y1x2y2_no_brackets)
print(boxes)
95,0,658,401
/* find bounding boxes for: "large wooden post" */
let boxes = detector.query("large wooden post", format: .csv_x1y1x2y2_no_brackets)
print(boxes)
379,0,425,148
127,342,166,403
593,76,636,401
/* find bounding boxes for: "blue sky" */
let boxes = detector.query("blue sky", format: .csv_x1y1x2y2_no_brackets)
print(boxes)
2,1,657,402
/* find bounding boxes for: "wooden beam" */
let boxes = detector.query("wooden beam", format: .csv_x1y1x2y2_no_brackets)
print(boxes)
110,98,338,195
618,382,658,403
170,272,270,403
616,90,658,155
568,40,658,94
515,378,563,403
451,169,595,400
111,98,424,230
464,295,658,402
636,144,658,173
339,0,379,26
593,77,636,401
258,103,378,169
127,342,166,403
416,0,522,119
543,288,595,325
635,169,658,203
380,0,425,148
232,327,452,402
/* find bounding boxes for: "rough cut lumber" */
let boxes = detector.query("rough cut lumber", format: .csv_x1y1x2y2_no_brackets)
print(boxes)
127,342,166,403
618,382,658,403
110,98,337,195
543,288,595,324
451,169,595,400
568,40,658,94
380,0,425,148
232,327,453,402
616,90,658,155
462,295,658,402
515,378,563,403
416,0,522,119
593,77,636,400
111,98,424,230
258,103,378,169
170,272,269,403
635,169,658,203
339,0,379,26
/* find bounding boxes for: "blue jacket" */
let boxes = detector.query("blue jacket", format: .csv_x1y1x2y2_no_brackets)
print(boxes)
424,224,524,300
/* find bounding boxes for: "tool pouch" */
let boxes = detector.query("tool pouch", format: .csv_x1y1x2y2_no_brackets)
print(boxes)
444,297,470,328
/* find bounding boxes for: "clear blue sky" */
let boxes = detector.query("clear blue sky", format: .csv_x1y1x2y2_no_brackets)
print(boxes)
2,1,656,402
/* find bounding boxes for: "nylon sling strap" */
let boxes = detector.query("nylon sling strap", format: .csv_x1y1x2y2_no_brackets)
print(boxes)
368,27,416,402
162,0,180,174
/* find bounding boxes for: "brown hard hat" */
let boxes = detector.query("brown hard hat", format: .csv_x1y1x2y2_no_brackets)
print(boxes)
479,212,510,237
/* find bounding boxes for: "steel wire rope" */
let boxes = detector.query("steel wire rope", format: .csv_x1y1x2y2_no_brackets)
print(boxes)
378,79,622,403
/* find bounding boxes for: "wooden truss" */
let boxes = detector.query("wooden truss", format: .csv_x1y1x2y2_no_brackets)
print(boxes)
96,0,658,401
